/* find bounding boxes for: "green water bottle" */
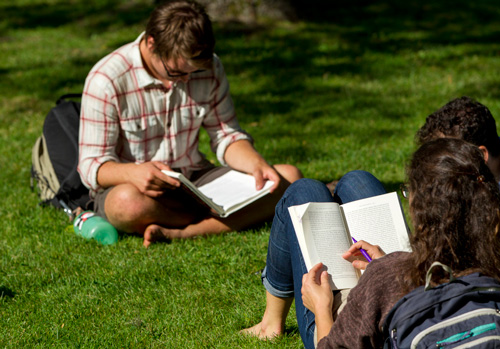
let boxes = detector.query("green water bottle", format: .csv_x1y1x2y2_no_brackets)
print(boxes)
73,211,118,245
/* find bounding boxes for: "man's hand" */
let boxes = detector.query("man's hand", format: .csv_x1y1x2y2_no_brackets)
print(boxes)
98,161,181,198
342,240,386,270
127,161,181,197
251,162,281,192
224,140,281,192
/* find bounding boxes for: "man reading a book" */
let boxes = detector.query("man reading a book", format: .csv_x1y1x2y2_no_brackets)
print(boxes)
77,0,302,246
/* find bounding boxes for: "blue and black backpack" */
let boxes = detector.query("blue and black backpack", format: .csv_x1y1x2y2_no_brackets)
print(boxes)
383,262,500,348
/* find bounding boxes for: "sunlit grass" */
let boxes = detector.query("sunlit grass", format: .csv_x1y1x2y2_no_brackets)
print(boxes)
1,0,500,347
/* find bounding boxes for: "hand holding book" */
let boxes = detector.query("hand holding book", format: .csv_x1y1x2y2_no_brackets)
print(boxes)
289,191,411,290
162,169,274,218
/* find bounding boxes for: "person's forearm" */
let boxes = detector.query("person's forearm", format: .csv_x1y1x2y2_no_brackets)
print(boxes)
96,161,136,188
224,140,268,173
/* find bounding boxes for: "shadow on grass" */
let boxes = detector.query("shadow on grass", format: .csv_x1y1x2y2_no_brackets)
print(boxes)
0,285,15,299
3,0,500,101
211,0,500,138
0,1,152,32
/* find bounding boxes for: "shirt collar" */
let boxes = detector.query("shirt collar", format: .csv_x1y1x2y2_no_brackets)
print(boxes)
132,32,165,88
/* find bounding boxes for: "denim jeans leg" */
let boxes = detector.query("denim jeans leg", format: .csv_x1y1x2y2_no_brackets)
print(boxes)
263,178,333,349
333,170,387,204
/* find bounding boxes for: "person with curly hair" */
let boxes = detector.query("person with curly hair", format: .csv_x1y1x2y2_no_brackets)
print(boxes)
242,138,500,348
328,96,500,205
416,96,500,179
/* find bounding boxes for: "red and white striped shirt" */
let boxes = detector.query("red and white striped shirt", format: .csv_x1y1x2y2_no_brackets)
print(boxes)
78,33,251,196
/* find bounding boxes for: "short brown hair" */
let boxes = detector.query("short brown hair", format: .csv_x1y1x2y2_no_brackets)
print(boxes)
145,0,215,70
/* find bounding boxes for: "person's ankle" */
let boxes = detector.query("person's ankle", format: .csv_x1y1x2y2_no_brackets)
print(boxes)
259,315,285,337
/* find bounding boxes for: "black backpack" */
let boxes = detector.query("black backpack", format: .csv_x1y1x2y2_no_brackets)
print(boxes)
383,262,500,348
31,94,90,215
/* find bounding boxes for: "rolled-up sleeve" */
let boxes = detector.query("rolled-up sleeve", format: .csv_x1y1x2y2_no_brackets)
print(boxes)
78,73,120,193
202,57,252,166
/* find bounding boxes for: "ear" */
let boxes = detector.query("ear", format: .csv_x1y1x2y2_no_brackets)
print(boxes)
479,145,490,163
146,35,155,51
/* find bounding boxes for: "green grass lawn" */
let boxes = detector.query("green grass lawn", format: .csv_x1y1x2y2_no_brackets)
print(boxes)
1,0,500,347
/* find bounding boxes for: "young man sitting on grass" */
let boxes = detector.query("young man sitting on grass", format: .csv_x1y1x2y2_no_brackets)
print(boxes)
77,0,302,247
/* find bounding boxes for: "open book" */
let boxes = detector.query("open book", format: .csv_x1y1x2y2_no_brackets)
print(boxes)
289,192,411,290
162,169,274,218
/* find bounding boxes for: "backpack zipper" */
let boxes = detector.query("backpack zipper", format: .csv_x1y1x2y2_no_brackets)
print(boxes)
410,308,500,348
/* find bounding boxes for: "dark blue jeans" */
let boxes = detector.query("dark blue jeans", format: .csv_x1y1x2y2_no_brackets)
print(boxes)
262,171,386,348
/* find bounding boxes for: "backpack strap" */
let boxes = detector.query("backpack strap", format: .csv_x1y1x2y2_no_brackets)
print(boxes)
425,261,456,291
56,93,82,105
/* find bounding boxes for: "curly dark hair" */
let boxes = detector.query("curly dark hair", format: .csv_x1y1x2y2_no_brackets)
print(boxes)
402,138,500,291
416,96,500,157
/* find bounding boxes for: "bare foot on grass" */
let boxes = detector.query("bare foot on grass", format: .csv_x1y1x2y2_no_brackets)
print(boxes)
240,321,283,340
143,224,181,247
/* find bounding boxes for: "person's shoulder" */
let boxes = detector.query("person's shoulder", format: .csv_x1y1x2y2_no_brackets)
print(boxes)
211,54,225,75
362,252,410,282
87,38,140,83
371,251,409,268
377,251,410,263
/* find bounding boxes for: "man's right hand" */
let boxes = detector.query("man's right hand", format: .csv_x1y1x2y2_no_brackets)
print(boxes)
127,161,181,197
97,161,181,198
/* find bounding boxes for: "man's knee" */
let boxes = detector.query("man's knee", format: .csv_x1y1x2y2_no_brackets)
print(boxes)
104,185,152,229
275,164,303,183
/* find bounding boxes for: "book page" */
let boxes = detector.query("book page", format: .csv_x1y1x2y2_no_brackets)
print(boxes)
340,192,411,254
162,170,222,213
198,170,274,211
162,169,274,217
289,203,359,290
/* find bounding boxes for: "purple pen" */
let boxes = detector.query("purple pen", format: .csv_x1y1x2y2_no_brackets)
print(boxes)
351,237,372,262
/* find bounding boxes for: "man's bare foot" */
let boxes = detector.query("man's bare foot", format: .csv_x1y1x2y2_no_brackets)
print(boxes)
240,322,283,340
143,224,182,247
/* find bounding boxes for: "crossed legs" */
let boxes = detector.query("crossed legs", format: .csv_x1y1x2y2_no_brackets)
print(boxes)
103,164,303,246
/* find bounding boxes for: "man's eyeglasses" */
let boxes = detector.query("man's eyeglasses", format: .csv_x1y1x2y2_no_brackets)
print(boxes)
161,58,203,78
400,184,410,199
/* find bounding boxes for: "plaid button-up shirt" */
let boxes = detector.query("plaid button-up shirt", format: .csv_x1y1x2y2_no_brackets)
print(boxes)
78,33,251,196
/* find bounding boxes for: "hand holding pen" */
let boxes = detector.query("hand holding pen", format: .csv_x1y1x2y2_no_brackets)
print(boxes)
351,237,372,262
343,238,386,270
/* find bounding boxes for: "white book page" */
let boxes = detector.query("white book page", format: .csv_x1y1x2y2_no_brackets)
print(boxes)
289,203,359,290
162,169,221,212
198,170,274,210
340,192,411,254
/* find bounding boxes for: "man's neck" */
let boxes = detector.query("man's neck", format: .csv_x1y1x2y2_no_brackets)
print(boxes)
139,38,172,88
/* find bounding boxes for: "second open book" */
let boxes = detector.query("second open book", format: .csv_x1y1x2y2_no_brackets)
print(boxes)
288,192,411,291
